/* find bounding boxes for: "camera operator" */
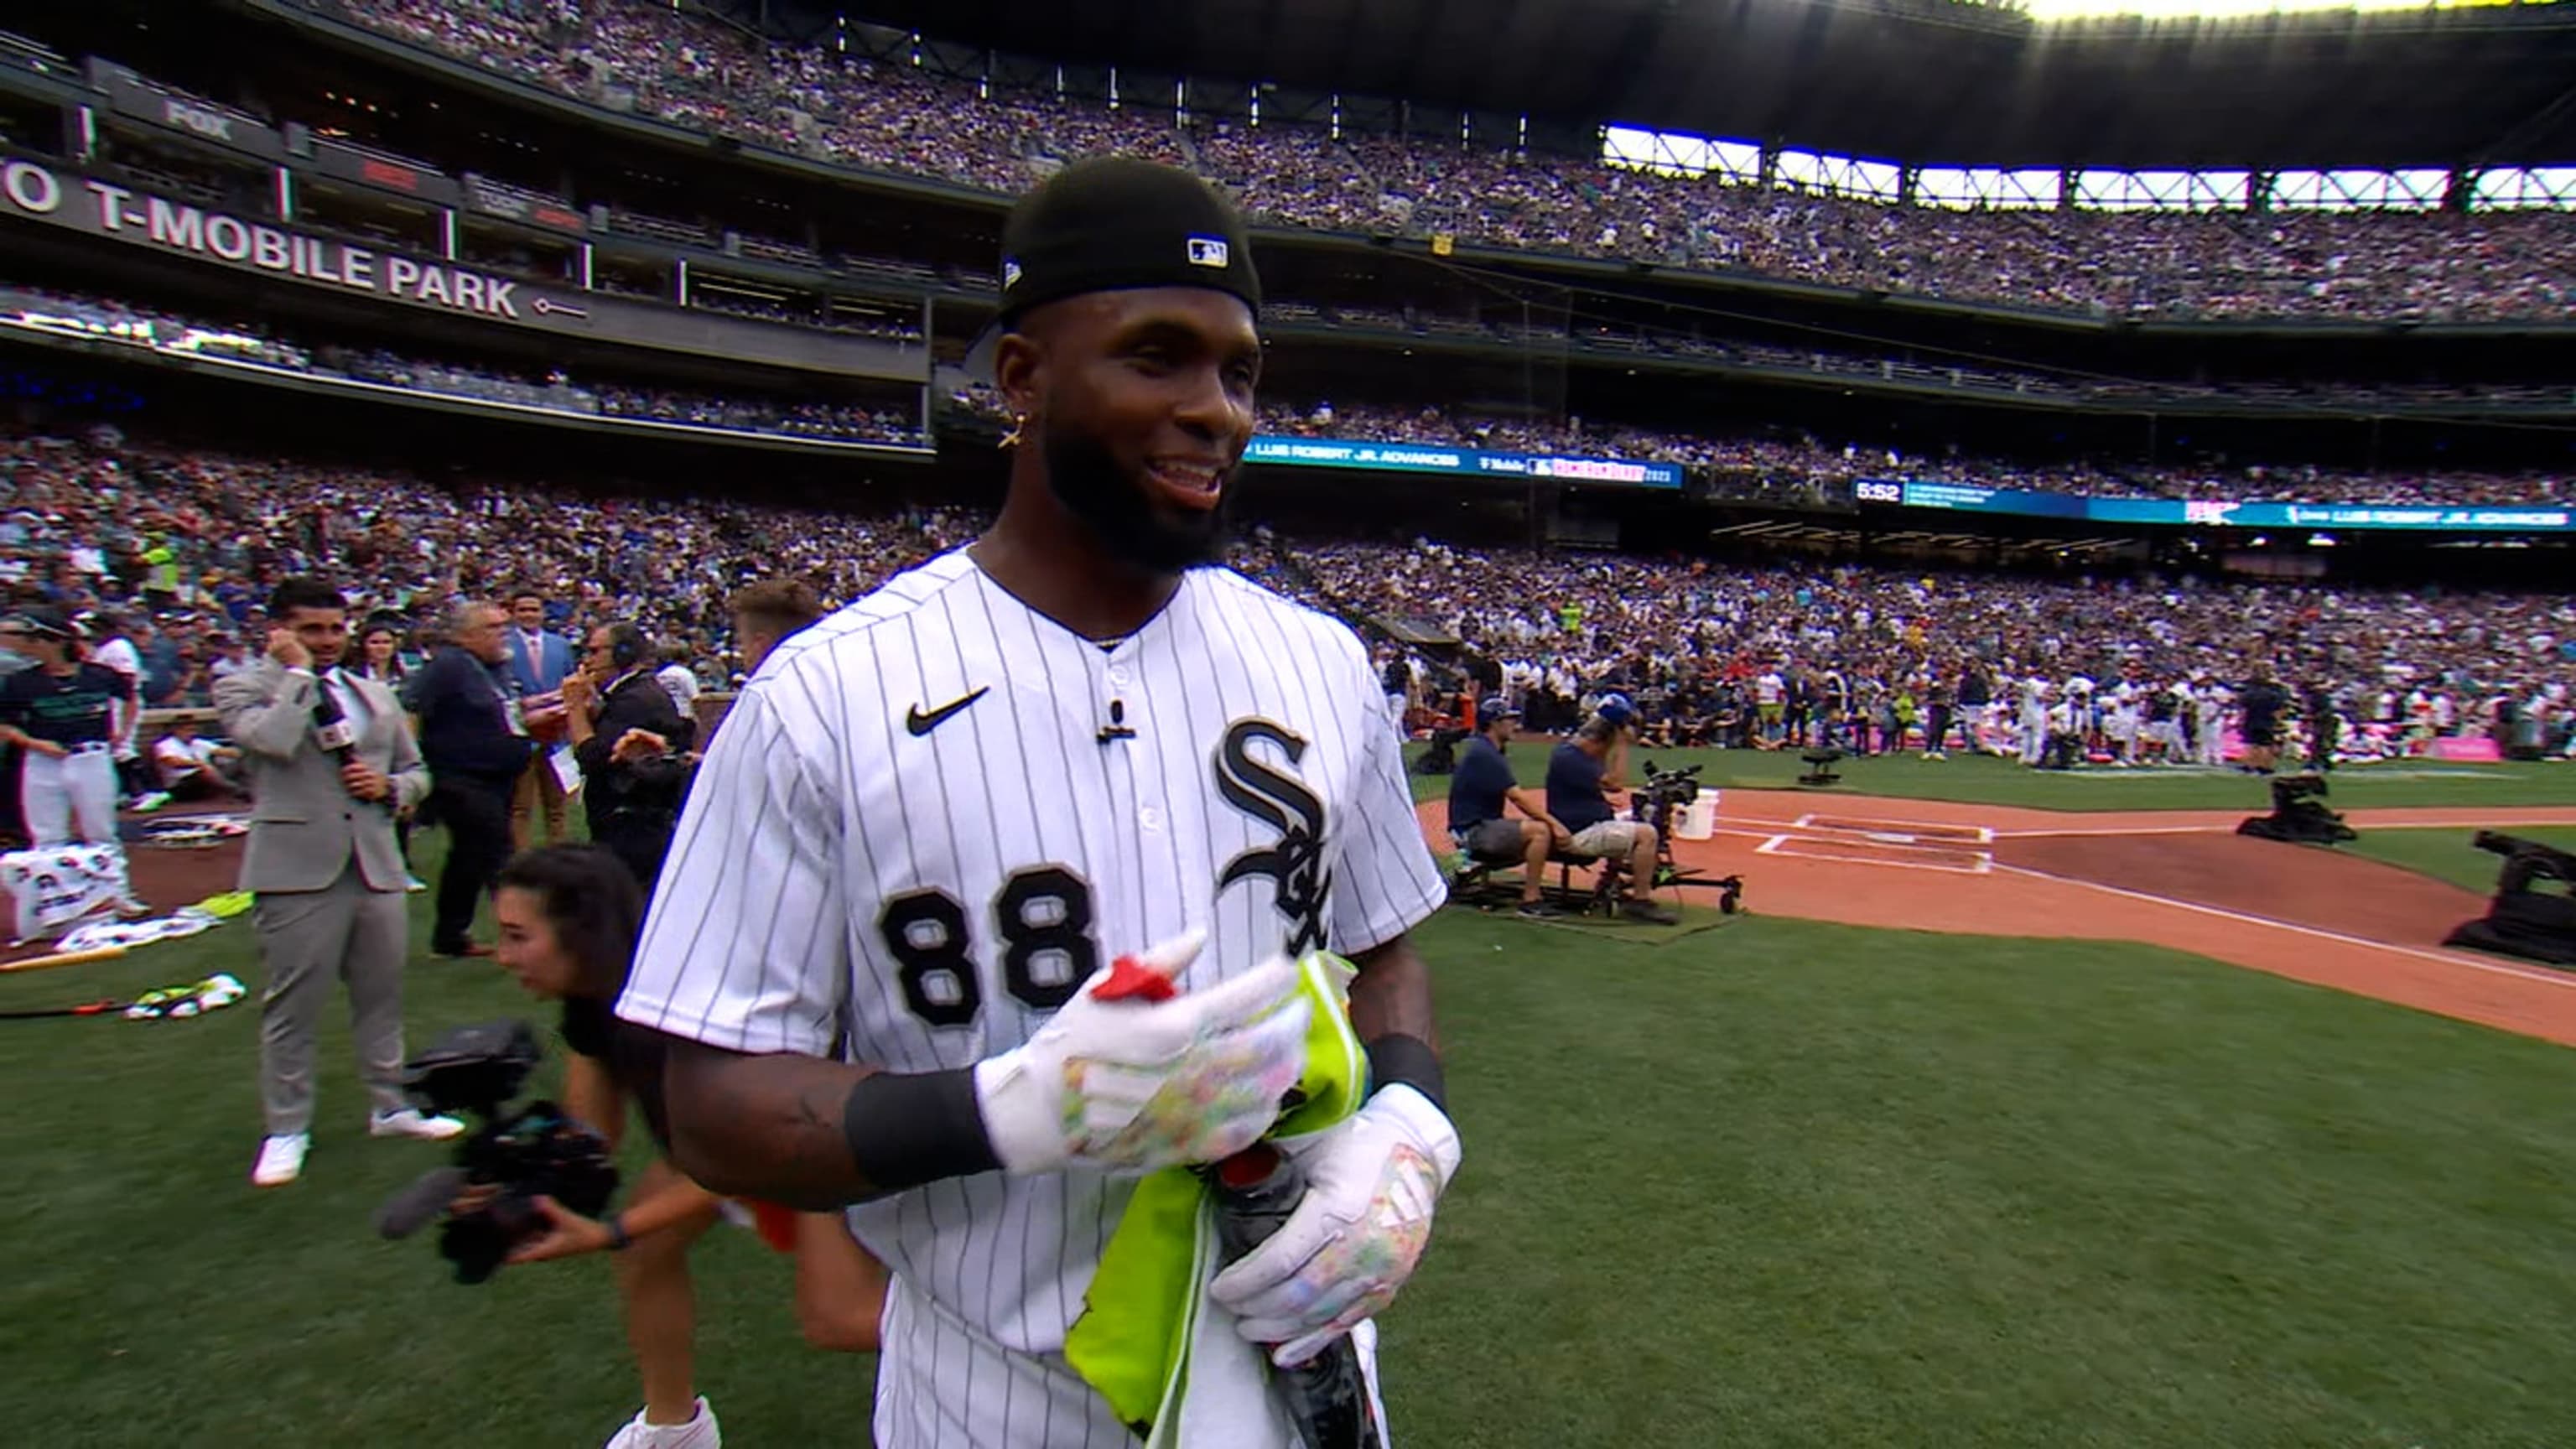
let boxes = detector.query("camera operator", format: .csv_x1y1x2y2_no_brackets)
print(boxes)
1446,698,1571,919
560,622,695,895
1543,705,1679,924
480,844,888,1449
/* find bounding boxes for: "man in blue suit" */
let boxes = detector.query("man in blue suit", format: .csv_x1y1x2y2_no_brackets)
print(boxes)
504,588,574,849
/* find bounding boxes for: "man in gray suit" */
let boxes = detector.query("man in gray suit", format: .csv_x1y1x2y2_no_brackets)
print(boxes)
216,578,463,1189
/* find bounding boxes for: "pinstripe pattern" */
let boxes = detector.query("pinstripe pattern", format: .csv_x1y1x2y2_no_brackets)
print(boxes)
619,548,1447,1447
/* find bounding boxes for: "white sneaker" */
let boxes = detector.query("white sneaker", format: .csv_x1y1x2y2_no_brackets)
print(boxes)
404,875,428,894
252,1133,309,1187
370,1108,466,1141
604,1397,720,1449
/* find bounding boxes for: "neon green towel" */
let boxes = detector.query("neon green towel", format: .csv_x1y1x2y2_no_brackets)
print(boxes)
190,892,255,920
1064,951,1371,1440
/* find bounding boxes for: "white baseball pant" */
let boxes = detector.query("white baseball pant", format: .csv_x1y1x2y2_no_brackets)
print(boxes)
23,745,120,847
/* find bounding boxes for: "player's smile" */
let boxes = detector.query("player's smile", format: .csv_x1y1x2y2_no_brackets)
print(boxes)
1143,454,1230,511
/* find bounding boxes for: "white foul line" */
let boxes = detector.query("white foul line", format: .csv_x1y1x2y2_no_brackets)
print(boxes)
1987,861,2576,994
1759,838,1993,875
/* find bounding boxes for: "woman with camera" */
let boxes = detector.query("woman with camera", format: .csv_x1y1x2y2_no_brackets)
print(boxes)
479,843,886,1449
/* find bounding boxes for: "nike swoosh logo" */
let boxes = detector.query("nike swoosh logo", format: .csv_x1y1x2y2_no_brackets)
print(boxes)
906,687,989,737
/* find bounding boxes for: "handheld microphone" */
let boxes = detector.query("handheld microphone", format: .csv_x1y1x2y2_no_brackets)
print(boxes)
310,674,359,764
309,672,387,809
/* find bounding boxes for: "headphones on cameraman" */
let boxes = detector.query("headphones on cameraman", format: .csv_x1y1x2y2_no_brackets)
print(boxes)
605,621,647,672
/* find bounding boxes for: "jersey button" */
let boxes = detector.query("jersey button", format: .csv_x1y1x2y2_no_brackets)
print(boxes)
1108,666,1131,687
1138,806,1164,832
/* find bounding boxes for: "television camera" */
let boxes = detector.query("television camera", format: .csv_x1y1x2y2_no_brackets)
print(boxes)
372,1020,620,1284
2471,830,2576,886
1628,760,1744,913
2444,832,2576,966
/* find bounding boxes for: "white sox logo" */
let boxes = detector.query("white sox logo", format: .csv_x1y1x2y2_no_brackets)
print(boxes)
1213,719,1331,954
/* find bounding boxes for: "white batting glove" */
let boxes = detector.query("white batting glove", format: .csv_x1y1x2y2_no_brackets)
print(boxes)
973,929,1311,1177
1207,1083,1462,1368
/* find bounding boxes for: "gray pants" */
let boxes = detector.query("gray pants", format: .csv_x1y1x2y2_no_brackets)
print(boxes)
254,862,409,1136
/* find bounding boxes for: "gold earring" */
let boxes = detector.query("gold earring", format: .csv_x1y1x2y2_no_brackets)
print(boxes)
998,413,1027,449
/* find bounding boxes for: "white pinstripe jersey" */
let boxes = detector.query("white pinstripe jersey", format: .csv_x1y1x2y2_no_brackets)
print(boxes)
618,548,1446,1447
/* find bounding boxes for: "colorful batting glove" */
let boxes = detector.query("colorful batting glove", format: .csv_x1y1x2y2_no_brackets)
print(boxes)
1207,1082,1462,1368
973,928,1311,1177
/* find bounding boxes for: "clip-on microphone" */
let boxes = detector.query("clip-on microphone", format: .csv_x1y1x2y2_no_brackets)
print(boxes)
1097,698,1136,744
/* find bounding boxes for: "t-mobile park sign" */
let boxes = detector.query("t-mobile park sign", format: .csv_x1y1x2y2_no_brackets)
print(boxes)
0,158,549,323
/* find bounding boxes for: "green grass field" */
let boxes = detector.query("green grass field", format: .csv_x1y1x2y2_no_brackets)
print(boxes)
2341,825,2576,896
1405,742,2576,813
13,823,2576,1446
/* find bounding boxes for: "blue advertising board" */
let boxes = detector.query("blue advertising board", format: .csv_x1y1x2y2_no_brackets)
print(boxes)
1880,480,2574,533
1244,436,1685,488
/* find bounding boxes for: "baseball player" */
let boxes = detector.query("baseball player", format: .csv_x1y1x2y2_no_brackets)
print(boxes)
2017,671,2049,767
619,158,1459,1449
0,608,131,850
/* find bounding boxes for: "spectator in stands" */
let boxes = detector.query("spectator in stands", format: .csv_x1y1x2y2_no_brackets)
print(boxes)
1446,697,1573,918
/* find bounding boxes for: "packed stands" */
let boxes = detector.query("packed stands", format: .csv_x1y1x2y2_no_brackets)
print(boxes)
3,423,2568,761
0,285,925,446
344,0,2576,324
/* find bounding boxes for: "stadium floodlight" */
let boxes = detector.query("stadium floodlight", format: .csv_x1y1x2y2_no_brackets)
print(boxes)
2012,0,2542,18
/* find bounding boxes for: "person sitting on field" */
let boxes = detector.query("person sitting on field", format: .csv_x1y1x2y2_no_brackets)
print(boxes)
151,714,245,800
1543,709,1679,924
1445,697,1573,919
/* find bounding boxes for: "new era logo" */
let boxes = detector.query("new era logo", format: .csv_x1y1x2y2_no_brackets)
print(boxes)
1186,236,1229,269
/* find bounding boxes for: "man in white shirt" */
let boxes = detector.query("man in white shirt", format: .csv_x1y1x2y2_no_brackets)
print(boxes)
652,643,702,717
81,609,166,809
152,714,245,800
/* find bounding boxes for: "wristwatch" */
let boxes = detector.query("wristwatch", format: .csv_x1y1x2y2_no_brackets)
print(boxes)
605,1214,633,1252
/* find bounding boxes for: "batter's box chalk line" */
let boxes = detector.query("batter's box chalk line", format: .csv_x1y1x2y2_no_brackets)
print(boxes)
1757,834,1994,875
1789,813,1997,844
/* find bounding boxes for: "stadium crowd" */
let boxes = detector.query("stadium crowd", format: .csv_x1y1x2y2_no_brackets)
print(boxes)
1308,540,2576,764
2,424,2568,772
0,286,925,447
1258,401,2576,507
0,425,978,715
8,271,2563,506
348,0,2576,324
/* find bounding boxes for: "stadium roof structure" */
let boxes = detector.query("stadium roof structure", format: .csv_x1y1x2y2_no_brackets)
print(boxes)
774,0,2576,169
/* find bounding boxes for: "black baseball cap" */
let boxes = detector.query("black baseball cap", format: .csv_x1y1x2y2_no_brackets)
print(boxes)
992,158,1262,334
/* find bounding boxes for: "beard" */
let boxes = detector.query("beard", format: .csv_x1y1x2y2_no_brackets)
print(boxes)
1043,423,1228,575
